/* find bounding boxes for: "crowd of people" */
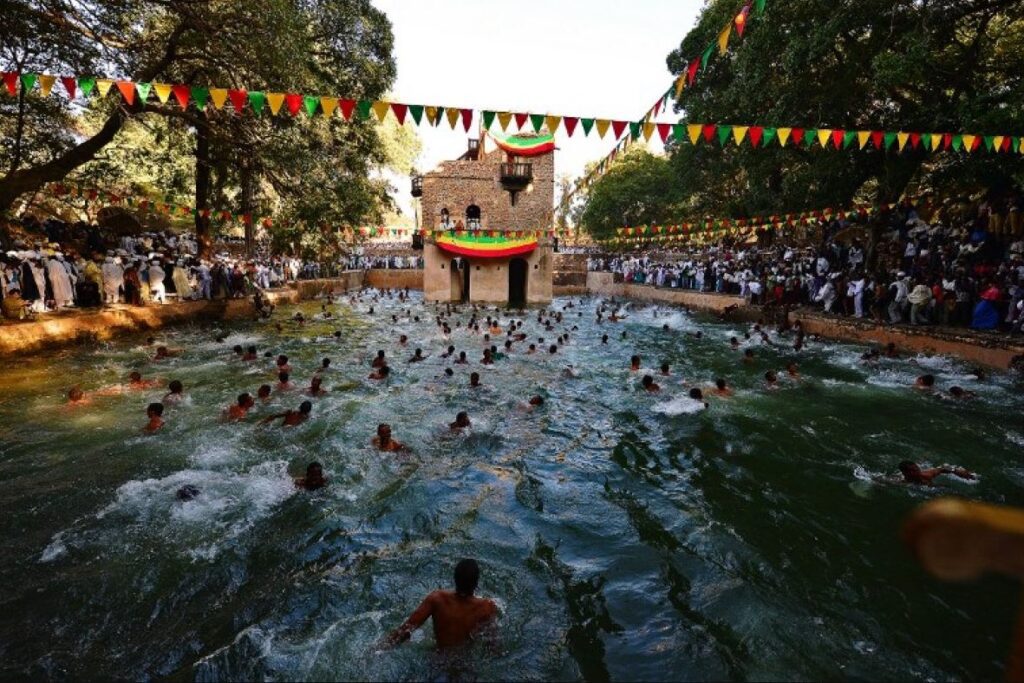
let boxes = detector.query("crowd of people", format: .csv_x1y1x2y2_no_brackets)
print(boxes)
590,196,1024,333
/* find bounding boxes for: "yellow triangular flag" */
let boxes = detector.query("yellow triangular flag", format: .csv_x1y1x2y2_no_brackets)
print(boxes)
267,92,285,115
595,119,610,139
425,106,438,125
897,132,909,151
962,134,976,152
209,88,228,109
733,126,749,145
497,112,512,131
38,74,56,97
777,127,792,146
445,107,460,129
858,131,871,149
642,122,655,141
545,115,562,134
930,134,942,151
993,135,1004,152
674,76,685,99
372,100,390,121
320,97,338,118
718,25,731,55
817,129,831,148
96,79,113,97
687,124,702,145
1020,138,1024,154
153,83,172,104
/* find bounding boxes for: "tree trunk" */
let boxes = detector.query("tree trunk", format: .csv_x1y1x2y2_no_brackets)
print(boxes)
240,156,256,257
194,113,212,258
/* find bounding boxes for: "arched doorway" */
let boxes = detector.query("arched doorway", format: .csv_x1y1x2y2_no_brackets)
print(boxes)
508,258,527,308
449,258,462,301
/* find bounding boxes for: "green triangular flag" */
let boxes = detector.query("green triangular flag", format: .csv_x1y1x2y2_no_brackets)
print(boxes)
581,118,594,136
79,78,96,97
762,127,777,146
530,113,545,132
482,110,495,130
755,0,766,13
629,121,641,138
843,130,857,149
248,91,266,115
1013,137,1021,153
191,87,208,110
135,82,151,101
805,128,818,147
408,104,423,125
952,135,963,151
701,45,714,69
303,95,318,116
983,136,994,152
356,100,372,120
717,125,732,146
673,123,686,142
883,132,897,149
20,73,37,91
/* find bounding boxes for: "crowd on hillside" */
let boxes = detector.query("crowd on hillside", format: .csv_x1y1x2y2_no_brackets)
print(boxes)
590,197,1024,333
345,251,423,270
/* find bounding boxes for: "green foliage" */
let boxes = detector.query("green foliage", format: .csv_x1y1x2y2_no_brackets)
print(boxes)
580,148,681,239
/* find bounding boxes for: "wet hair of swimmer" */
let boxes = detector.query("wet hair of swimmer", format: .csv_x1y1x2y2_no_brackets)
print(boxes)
601,334,608,343
716,378,727,390
264,351,273,358
147,402,164,416
377,350,385,358
528,344,536,351
470,372,480,384
660,363,670,374
279,371,290,383
176,484,200,501
68,387,84,401
549,344,558,354
299,401,312,415
334,331,342,339
237,392,253,407
765,370,778,382
379,365,390,377
306,461,324,478
233,344,243,354
898,460,920,478
950,386,966,397
918,374,935,387
454,558,481,597
529,395,544,406
744,349,754,358
444,368,454,377
129,371,142,382
248,345,257,355
689,388,704,400
642,375,655,388
455,411,470,426
322,358,331,368
258,384,271,398
168,380,183,394
277,354,288,366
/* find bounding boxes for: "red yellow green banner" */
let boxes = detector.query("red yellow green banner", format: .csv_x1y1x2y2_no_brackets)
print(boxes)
489,132,555,157
434,232,540,258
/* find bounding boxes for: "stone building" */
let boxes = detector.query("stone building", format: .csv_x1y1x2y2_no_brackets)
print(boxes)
415,132,554,305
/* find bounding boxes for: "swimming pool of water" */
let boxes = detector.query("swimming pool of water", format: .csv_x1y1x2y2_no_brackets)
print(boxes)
0,293,1020,680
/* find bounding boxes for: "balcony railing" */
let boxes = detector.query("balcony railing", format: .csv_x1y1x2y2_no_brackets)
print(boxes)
499,162,533,189
411,175,423,197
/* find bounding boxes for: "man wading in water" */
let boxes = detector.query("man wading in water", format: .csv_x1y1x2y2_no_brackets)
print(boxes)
385,558,497,650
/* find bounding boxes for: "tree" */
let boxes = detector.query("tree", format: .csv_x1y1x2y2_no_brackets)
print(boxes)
579,147,681,240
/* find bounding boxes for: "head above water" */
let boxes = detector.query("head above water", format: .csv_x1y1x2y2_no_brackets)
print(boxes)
689,388,704,401
917,374,935,387
299,401,312,415
278,371,290,383
277,355,288,367
238,392,254,407
455,411,470,427
529,395,544,406
168,380,183,394
147,402,164,417
258,384,271,399
454,558,480,597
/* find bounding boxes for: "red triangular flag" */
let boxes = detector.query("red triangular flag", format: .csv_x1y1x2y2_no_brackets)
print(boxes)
1001,136,1012,152
339,99,355,120
116,80,135,104
460,108,472,132
563,116,579,136
687,57,700,85
909,132,921,150
749,126,764,147
702,124,717,143
61,76,76,98
653,98,662,117
514,112,529,129
967,136,981,152
391,102,407,125
871,131,884,149
657,123,672,143
285,93,303,116
942,133,952,150
611,120,627,138
172,84,190,109
791,128,805,145
2,72,17,96
831,130,844,149
228,89,247,113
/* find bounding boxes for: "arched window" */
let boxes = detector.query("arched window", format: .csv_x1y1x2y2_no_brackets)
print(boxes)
466,205,482,230
439,207,453,229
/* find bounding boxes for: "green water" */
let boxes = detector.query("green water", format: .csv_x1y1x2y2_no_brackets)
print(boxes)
0,294,1020,681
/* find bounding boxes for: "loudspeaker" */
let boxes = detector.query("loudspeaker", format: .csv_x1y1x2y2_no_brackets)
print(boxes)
412,234,423,250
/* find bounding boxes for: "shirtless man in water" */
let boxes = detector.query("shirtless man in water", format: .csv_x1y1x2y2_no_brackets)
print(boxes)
225,393,255,420
898,460,976,485
385,558,498,650
143,402,165,432
261,400,312,426
372,423,407,451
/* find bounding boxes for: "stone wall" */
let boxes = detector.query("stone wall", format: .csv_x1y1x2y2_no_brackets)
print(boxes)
364,269,424,290
423,243,553,304
291,271,364,299
553,253,587,287
586,272,746,314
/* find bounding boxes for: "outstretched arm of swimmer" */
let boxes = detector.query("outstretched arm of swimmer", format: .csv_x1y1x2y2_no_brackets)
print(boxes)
384,592,436,647
259,412,287,425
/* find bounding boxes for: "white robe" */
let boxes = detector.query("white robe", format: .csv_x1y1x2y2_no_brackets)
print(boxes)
172,266,193,300
46,259,74,307
101,262,124,302
29,263,47,312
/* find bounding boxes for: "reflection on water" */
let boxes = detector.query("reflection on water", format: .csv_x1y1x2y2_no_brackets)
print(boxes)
0,294,1020,680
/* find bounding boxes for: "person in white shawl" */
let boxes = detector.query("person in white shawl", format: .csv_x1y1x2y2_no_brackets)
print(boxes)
816,275,838,313
28,255,48,312
172,261,194,300
148,260,166,304
46,255,75,308
101,256,124,304
848,275,866,318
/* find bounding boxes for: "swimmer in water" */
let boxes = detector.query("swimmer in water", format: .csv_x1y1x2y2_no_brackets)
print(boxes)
306,376,328,397
527,395,544,409
601,334,608,344
630,355,641,372
257,384,272,402
275,355,291,373
399,334,408,346
469,372,481,388
454,351,468,364
408,348,426,363
641,375,661,393
659,362,671,377
372,423,407,452
176,485,200,501
450,411,471,431
67,386,90,406
914,374,935,391
730,337,740,350
318,358,331,373
689,387,709,408
712,378,733,397
295,461,328,490
786,362,800,379
764,370,779,390
261,400,312,426
143,402,165,432
276,371,294,391
242,346,258,361
897,460,976,486
372,350,387,369
225,392,255,420
368,365,390,381
163,380,185,404
742,349,755,365
153,345,180,360
385,558,498,650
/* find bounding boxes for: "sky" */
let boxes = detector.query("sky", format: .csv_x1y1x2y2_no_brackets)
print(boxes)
371,0,704,220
